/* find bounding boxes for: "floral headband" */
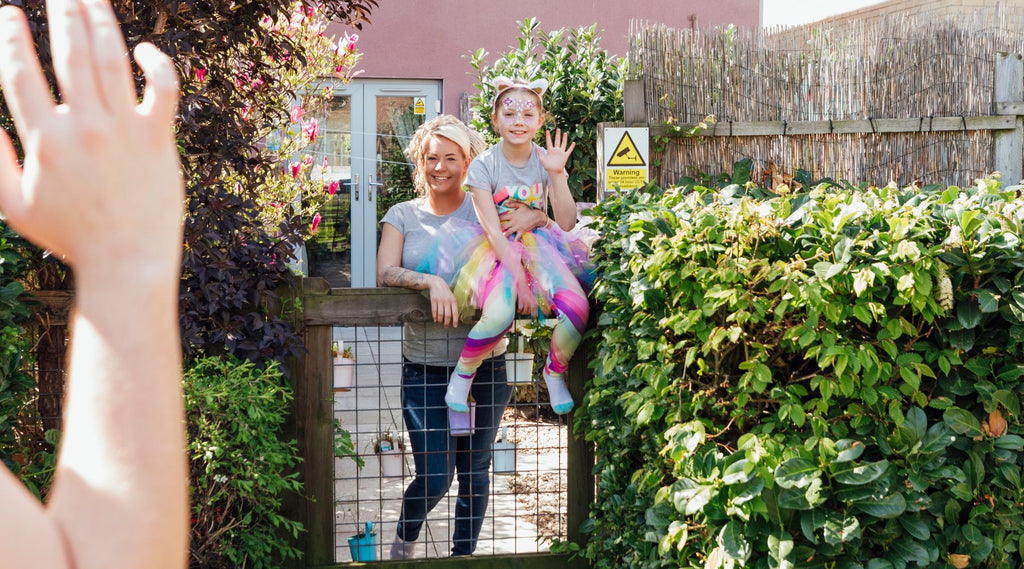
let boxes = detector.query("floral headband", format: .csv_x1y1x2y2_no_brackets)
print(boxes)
492,76,548,112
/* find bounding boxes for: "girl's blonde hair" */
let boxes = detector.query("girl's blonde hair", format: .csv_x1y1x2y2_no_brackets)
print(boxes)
405,115,486,195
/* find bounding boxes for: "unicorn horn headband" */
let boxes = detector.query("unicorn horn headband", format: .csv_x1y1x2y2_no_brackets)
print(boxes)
492,76,548,109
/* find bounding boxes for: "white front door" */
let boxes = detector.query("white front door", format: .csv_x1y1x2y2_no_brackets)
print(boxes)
310,79,441,288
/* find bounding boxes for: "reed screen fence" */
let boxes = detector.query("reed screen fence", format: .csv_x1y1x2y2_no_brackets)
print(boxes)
622,12,1024,188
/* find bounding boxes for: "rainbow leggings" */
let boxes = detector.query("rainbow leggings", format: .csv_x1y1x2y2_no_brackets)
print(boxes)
451,259,589,382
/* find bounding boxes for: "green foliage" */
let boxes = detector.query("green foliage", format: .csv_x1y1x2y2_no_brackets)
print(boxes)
469,18,625,202
0,222,55,498
581,167,1024,568
185,356,304,569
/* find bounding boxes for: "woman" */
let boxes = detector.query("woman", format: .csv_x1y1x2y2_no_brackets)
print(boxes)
377,114,547,558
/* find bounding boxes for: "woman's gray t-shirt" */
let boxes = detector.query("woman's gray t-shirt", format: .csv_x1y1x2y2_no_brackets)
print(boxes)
380,195,506,365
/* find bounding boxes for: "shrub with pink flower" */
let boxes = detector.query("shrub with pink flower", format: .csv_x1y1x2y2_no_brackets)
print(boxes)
226,1,362,234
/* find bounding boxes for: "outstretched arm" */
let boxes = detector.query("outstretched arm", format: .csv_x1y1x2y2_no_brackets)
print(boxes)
0,2,187,569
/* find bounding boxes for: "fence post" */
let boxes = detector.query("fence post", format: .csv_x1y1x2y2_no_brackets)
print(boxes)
294,281,335,566
623,78,646,127
993,52,1024,184
566,338,595,549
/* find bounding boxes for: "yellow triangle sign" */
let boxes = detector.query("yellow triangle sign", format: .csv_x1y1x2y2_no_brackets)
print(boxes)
414,97,426,115
607,131,645,166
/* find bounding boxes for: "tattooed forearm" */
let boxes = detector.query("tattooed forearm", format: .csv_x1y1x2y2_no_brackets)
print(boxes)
380,265,432,290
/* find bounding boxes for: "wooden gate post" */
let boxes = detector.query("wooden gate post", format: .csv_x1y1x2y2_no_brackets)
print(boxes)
295,280,336,566
993,52,1024,184
566,345,595,549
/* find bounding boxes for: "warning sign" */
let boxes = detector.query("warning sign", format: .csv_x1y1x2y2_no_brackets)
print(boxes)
607,168,647,188
607,131,646,166
414,97,426,115
603,127,649,191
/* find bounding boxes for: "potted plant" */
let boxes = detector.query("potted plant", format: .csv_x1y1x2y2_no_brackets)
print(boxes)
505,319,553,384
492,426,516,474
332,341,355,392
371,430,405,478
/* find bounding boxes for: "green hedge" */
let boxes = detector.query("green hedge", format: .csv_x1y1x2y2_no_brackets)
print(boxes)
185,356,303,569
579,169,1024,568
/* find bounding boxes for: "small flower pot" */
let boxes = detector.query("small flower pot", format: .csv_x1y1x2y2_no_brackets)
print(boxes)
377,449,405,478
333,356,355,392
505,352,535,384
492,426,516,475
347,521,377,562
449,401,477,436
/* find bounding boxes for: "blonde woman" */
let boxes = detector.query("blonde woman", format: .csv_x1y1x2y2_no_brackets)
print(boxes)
377,115,546,558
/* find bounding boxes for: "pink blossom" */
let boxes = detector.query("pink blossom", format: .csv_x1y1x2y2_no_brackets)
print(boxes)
195,68,207,82
290,162,301,178
302,154,314,167
251,77,265,90
311,212,322,233
303,118,320,142
344,33,359,52
328,180,339,195
323,156,329,169
323,86,334,98
290,104,304,123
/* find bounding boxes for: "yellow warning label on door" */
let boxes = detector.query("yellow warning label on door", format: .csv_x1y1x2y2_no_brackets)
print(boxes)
607,131,646,166
606,168,648,190
414,97,426,115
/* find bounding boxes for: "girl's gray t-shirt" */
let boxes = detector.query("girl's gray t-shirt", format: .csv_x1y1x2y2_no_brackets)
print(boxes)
380,195,506,365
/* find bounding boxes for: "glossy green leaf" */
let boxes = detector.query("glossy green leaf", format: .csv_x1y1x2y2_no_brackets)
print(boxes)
823,513,861,545
775,457,821,489
833,459,889,485
943,407,983,438
957,300,982,329
853,492,906,518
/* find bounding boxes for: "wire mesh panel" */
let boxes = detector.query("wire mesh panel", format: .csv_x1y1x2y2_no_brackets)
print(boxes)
330,322,570,562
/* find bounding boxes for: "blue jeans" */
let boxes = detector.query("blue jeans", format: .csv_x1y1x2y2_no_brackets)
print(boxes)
396,356,512,556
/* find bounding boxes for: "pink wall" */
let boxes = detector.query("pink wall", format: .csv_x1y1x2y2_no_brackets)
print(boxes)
328,0,760,115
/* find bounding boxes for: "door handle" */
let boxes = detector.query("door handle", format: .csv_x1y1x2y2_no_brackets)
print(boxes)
368,174,384,202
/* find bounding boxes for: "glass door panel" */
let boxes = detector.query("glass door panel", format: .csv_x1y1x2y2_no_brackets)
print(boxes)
308,94,356,287
308,80,439,288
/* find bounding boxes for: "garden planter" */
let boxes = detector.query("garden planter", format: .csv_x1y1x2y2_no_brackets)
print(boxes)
333,356,355,392
449,401,477,436
492,426,516,474
505,351,535,384
377,449,405,478
347,521,377,562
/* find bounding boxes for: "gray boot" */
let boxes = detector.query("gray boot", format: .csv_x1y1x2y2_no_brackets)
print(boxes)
390,535,417,560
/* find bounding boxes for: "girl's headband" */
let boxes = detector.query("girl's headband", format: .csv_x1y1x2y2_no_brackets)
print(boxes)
492,76,548,110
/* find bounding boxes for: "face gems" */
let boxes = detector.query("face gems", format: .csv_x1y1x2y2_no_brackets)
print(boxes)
498,94,539,125
502,97,536,112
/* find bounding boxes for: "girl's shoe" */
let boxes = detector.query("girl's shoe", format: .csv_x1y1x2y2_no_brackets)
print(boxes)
543,369,574,415
445,370,473,413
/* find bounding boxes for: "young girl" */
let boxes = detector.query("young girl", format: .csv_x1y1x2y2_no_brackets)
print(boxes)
431,77,592,416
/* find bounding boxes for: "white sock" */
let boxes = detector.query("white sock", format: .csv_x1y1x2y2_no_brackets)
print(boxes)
445,370,473,413
544,370,574,414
